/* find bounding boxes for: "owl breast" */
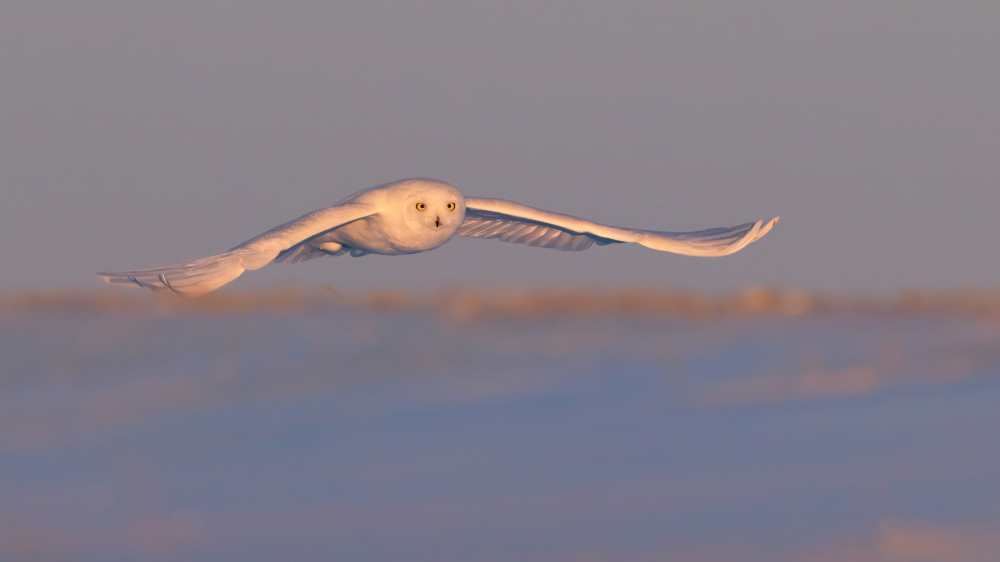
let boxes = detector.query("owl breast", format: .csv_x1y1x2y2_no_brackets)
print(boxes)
325,214,457,255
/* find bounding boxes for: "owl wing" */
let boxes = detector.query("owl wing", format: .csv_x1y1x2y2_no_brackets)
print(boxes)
97,202,375,296
458,198,778,256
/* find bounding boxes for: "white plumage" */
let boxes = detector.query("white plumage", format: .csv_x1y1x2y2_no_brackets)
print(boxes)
98,178,778,296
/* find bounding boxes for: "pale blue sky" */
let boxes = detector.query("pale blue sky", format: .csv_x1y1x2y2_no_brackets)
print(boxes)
2,1,998,294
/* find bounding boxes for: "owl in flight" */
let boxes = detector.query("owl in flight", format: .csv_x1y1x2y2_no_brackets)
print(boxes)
99,178,778,296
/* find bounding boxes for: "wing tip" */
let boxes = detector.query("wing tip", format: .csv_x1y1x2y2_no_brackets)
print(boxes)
751,216,779,242
96,271,138,287
95,253,247,297
97,271,170,292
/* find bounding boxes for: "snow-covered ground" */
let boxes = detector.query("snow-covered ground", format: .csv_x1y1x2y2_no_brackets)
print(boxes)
2,300,999,561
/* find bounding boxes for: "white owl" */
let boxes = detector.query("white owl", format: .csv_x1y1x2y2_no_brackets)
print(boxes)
99,178,778,296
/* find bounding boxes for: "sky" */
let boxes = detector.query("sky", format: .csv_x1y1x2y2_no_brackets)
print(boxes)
2,1,998,295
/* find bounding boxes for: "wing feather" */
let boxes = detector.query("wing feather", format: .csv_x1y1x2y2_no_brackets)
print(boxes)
457,211,602,251
461,198,777,257
98,202,374,296
273,231,351,264
97,252,247,296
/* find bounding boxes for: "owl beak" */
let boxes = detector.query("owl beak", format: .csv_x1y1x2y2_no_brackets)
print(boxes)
435,216,441,228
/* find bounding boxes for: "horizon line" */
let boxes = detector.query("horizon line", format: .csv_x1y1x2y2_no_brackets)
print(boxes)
4,286,1000,318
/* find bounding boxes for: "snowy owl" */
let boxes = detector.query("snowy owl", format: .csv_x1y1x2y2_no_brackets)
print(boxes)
98,178,779,296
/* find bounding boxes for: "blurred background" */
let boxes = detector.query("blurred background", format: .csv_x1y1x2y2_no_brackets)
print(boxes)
2,1,999,561
2,0,998,294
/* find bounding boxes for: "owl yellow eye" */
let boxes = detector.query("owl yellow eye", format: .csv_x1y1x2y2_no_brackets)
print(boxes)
415,202,426,211
447,202,456,211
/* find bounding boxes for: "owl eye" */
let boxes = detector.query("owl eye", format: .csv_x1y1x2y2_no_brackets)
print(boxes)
447,202,456,211
415,202,426,211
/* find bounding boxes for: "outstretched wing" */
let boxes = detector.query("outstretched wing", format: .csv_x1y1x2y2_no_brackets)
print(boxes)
97,202,374,296
459,198,778,256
